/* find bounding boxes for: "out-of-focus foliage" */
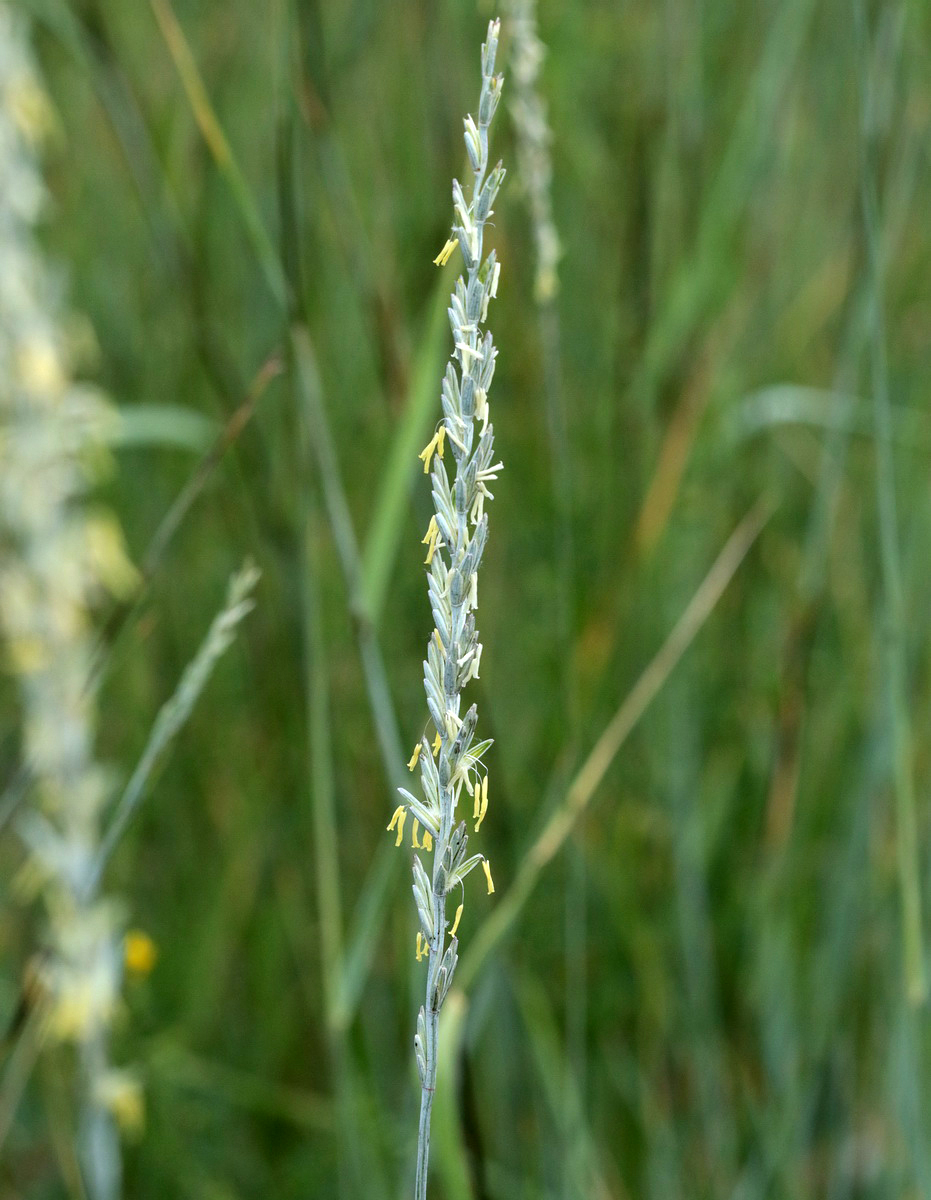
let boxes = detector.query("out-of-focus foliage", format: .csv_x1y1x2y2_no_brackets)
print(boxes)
3,0,931,1196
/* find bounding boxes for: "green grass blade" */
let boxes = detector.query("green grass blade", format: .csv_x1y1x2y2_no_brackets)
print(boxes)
430,991,474,1200
301,515,344,1020
359,276,451,626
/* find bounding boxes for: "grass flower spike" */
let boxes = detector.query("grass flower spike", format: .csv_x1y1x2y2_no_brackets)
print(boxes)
0,7,136,1196
505,0,560,302
390,19,506,1199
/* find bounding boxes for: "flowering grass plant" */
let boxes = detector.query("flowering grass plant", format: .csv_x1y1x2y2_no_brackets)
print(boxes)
385,18,506,1198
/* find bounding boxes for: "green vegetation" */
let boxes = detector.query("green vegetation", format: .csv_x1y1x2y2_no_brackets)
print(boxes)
3,0,931,1196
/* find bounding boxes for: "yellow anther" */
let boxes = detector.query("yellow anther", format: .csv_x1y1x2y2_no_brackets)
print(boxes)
473,781,481,821
423,521,441,566
416,932,425,961
450,903,464,938
482,859,495,895
475,775,489,832
411,818,421,849
433,237,458,267
387,805,407,847
419,432,441,474
419,426,446,479
418,436,435,473
432,732,442,757
407,743,422,771
422,831,433,852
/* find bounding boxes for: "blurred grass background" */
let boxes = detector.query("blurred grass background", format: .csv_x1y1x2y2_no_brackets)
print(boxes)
4,0,931,1195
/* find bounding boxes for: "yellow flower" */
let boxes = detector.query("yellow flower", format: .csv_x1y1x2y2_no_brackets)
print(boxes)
124,930,158,977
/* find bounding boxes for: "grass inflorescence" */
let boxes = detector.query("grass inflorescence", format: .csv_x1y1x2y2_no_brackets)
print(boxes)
0,7,137,1193
384,19,506,1199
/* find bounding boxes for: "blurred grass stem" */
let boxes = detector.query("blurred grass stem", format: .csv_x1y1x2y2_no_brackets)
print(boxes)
149,0,290,312
855,4,925,1001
